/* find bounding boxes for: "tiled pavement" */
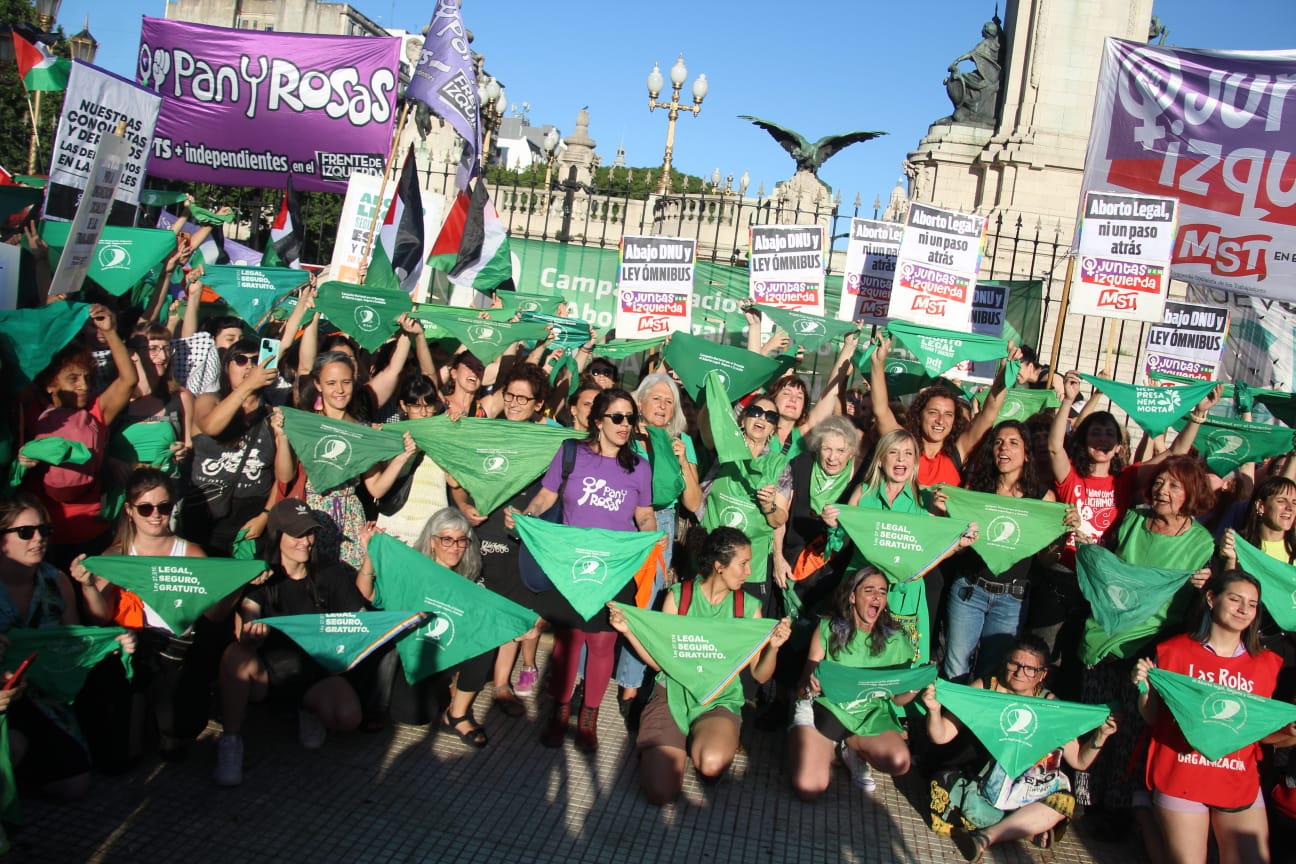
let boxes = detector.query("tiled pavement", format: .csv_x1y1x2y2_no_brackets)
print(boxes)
2,648,1145,864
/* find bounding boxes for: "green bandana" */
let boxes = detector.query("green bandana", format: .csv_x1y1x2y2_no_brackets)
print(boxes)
41,223,178,297
108,421,176,472
1233,380,1255,415
0,715,16,824
1145,667,1296,763
752,304,858,352
257,611,425,674
138,189,189,207
938,486,1070,576
1253,388,1296,428
494,290,564,317
612,601,776,733
835,506,969,583
387,417,583,514
512,516,664,621
594,336,669,359
368,535,535,683
704,370,752,465
886,321,1008,378
279,408,405,493
188,205,235,225
8,436,92,487
200,266,305,328
934,679,1112,778
976,387,1061,422
809,460,854,515
2,625,133,703
1170,415,1292,476
1079,374,1216,437
663,331,787,400
517,311,593,349
314,280,413,353
81,557,263,634
881,357,936,396
0,302,92,386
231,527,257,561
816,662,937,737
1231,535,1296,631
645,425,686,508
363,243,401,294
416,309,548,364
1074,543,1195,637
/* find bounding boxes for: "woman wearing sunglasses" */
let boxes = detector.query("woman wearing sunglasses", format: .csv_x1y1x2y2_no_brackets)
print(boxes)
508,388,657,751
0,493,135,801
184,338,286,557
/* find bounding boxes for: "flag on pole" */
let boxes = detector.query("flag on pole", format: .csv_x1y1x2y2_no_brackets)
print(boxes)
405,2,480,190
263,174,303,269
11,26,70,92
379,143,425,294
427,179,512,295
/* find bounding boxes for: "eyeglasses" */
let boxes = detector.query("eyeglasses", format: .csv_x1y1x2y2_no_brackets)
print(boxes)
602,412,637,426
1005,660,1047,678
230,354,259,367
130,501,176,517
502,391,535,404
2,524,53,540
404,402,437,415
743,405,780,424
589,366,616,378
435,535,471,550
147,344,171,356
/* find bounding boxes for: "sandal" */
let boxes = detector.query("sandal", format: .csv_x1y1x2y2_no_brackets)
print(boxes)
440,710,488,748
951,828,989,862
493,686,527,718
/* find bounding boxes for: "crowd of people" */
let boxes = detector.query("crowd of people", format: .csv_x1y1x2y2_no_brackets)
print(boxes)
4,217,1296,864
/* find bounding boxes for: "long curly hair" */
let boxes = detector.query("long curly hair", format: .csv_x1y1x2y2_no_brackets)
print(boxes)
963,420,1046,498
827,567,898,659
904,382,968,458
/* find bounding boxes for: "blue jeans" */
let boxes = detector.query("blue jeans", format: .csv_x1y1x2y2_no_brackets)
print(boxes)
615,507,674,690
941,577,1025,683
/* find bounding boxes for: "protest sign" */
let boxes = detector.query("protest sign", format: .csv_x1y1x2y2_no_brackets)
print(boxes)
890,203,985,328
48,129,129,297
749,225,825,316
1081,39,1296,300
330,172,395,284
839,218,901,324
615,235,695,337
137,17,398,192
1144,300,1229,382
1070,191,1177,323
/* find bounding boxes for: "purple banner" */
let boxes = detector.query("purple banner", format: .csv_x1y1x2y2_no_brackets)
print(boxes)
137,17,399,193
406,0,479,190
1080,38,1296,300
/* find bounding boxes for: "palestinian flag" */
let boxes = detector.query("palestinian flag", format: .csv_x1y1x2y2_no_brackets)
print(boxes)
264,174,303,269
379,143,425,294
12,26,69,92
197,222,230,266
427,178,511,294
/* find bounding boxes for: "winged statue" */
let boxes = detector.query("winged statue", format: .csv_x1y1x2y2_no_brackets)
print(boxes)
738,116,887,177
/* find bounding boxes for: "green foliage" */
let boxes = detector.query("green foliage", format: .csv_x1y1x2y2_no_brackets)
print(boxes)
0,3,67,175
484,162,708,199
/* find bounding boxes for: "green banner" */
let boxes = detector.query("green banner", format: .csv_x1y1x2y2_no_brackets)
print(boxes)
258,611,425,674
1074,543,1194,637
612,601,776,733
752,304,858,353
81,556,263,634
1146,667,1296,763
975,387,1061,422
386,416,583,514
704,370,751,464
369,534,535,683
2,625,132,703
0,301,92,386
834,506,969,583
594,336,668,359
415,308,549,363
816,662,937,736
663,331,786,400
314,279,413,353
939,486,1070,575
1232,535,1296,631
885,321,1008,378
512,516,663,621
280,407,405,493
200,265,305,328
1080,374,1216,437
934,679,1111,778
1169,415,1292,476
41,222,177,297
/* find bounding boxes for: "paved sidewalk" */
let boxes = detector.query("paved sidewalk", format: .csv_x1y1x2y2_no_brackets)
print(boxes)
2,674,1145,863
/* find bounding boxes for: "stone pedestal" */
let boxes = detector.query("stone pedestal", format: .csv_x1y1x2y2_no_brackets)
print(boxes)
772,171,833,218
904,123,994,211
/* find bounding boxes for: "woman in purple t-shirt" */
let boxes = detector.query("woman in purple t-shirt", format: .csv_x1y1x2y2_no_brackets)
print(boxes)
509,388,657,751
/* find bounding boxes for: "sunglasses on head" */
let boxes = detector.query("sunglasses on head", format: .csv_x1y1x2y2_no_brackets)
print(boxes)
230,354,259,367
130,501,176,517
602,412,637,426
743,405,780,424
3,524,53,540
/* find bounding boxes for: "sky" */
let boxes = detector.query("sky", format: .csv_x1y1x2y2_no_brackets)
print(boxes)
52,0,1296,211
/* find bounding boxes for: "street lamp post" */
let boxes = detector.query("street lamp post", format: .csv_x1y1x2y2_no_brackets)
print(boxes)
646,55,707,196
541,126,560,193
478,75,507,166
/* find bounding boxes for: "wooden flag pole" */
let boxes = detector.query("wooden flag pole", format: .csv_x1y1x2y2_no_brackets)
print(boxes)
1104,321,1119,376
360,102,412,270
1045,255,1076,391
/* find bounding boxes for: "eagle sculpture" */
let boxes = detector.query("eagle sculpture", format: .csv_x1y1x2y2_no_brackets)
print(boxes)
738,115,887,177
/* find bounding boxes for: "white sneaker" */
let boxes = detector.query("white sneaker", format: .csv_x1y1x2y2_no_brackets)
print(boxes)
840,741,876,792
298,708,327,750
212,734,244,786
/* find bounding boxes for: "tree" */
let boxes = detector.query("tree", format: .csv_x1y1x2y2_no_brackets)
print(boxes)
0,1,67,175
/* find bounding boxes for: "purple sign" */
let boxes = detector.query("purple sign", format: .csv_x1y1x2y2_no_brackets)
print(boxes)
137,17,399,193
406,0,479,190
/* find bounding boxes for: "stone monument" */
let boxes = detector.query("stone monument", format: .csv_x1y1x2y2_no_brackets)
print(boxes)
558,107,599,187
738,116,885,212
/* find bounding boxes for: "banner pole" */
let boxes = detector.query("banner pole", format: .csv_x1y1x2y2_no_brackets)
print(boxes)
360,102,411,269
1045,255,1076,391
1104,322,1119,376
